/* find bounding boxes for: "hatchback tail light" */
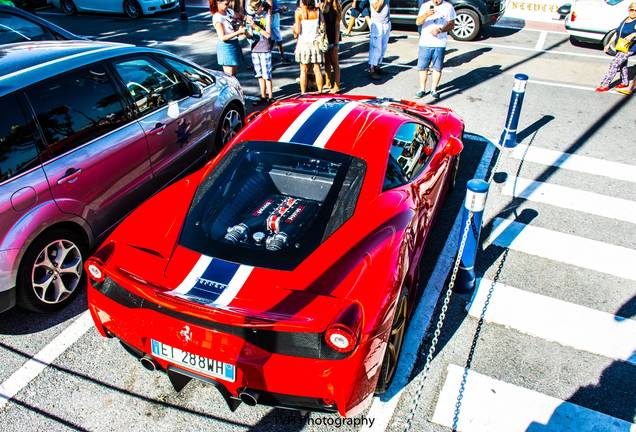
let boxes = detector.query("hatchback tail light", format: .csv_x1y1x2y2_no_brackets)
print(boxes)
324,303,362,353
571,11,576,21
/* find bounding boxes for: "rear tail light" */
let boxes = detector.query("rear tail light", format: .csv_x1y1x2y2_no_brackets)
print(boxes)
571,11,576,21
324,304,362,353
85,258,105,283
85,242,114,284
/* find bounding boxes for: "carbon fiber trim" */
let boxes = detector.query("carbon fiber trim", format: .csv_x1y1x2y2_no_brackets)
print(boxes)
95,277,349,360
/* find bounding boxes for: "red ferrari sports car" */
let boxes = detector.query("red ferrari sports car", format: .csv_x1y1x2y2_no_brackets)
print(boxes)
86,95,463,417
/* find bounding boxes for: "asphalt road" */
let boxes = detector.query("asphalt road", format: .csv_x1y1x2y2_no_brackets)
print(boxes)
1,3,634,431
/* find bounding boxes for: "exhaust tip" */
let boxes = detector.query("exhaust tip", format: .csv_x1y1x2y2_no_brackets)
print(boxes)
140,355,157,371
239,390,259,406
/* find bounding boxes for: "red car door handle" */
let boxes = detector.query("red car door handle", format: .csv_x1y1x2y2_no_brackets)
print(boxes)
148,122,166,136
57,168,83,185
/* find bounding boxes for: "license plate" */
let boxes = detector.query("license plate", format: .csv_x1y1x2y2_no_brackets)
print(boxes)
151,339,236,382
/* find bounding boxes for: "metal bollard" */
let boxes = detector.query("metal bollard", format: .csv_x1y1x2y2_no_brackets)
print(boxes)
453,179,489,293
499,74,528,148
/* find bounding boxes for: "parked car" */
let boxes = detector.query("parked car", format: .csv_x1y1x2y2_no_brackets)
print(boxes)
85,94,463,416
0,41,245,313
342,0,506,41
565,0,628,50
50,0,178,19
0,4,83,44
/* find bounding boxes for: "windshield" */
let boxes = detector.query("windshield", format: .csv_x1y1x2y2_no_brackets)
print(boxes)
179,141,366,270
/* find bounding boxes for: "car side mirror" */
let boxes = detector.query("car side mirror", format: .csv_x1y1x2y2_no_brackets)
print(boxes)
190,81,204,98
443,136,463,157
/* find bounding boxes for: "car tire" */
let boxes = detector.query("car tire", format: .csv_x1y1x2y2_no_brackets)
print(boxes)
123,0,142,19
451,9,481,42
16,228,86,313
341,2,369,33
61,0,77,16
214,103,244,155
375,287,409,394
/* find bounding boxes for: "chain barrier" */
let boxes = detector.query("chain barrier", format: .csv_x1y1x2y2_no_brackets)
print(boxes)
401,138,507,432
401,208,474,432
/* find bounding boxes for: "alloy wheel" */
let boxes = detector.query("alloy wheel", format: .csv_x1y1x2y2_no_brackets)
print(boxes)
383,294,408,385
221,109,243,145
453,13,477,40
31,239,83,305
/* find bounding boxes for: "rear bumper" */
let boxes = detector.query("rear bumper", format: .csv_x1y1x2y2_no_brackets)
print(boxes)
88,279,383,417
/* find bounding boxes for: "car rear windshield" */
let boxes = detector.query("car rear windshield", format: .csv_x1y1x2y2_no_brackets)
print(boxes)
179,141,366,270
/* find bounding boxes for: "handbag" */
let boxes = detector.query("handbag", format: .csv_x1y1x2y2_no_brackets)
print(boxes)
614,20,633,54
314,10,329,53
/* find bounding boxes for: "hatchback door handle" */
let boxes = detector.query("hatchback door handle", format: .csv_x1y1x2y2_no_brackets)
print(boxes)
148,122,166,136
57,168,82,185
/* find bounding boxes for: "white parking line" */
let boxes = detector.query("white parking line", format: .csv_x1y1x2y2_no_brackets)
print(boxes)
363,135,497,432
96,32,128,40
432,364,636,431
0,312,93,409
534,30,547,50
484,218,636,281
502,176,636,224
511,145,636,183
468,279,636,364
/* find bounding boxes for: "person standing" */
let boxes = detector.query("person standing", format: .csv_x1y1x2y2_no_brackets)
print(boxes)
343,0,370,37
368,0,390,80
268,0,292,64
246,0,274,104
294,0,324,94
211,0,245,76
415,0,455,100
322,0,342,92
596,3,636,92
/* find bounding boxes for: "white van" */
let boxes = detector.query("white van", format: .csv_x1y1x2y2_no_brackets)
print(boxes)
565,0,631,49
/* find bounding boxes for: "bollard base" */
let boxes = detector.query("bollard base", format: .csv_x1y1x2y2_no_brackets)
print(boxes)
452,267,476,294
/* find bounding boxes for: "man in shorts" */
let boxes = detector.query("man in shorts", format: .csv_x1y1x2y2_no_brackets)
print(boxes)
344,0,371,36
415,0,455,100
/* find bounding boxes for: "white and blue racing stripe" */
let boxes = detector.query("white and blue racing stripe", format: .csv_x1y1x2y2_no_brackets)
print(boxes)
172,256,253,307
280,98,359,147
171,99,358,307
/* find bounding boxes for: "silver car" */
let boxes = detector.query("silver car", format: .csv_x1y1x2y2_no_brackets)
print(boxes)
0,41,244,313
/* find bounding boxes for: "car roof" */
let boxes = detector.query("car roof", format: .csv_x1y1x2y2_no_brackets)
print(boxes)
0,41,165,97
0,5,83,41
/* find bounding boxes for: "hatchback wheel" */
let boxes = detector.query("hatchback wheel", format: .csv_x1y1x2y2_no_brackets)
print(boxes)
341,3,368,32
451,9,481,42
17,229,86,312
123,0,142,19
375,288,409,394
215,104,244,152
61,0,77,15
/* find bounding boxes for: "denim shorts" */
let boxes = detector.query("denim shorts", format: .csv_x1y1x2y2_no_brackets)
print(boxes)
416,46,446,71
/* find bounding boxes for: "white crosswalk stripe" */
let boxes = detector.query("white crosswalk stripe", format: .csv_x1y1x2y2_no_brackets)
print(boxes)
468,279,636,365
484,217,636,281
511,145,636,183
502,176,636,224
432,365,636,432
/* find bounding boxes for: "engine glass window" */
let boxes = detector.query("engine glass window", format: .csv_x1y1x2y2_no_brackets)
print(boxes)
113,57,189,116
180,141,366,270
